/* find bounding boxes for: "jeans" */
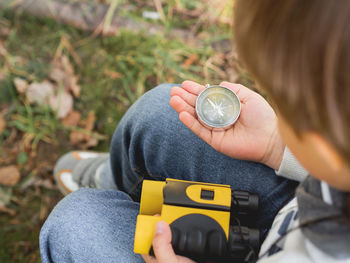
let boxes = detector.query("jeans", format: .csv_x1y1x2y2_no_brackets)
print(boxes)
40,84,298,263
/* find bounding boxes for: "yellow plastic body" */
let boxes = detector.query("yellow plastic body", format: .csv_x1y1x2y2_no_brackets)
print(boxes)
139,180,166,215
133,178,232,255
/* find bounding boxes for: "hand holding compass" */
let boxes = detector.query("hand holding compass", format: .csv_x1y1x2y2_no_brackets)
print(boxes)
169,80,285,170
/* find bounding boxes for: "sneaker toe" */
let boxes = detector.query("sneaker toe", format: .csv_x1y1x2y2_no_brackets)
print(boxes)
54,151,99,195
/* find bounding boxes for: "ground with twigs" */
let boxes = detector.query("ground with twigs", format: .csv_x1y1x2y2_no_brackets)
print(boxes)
0,1,253,262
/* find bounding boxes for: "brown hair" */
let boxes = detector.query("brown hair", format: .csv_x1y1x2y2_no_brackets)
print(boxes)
234,0,350,164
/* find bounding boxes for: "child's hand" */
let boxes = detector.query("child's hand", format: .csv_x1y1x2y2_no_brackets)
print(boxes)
170,80,284,170
142,221,195,263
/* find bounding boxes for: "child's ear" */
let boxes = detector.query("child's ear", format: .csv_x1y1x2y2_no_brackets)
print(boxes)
306,132,345,172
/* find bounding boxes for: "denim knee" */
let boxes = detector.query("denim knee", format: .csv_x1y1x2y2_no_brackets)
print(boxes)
125,83,180,127
40,189,142,263
109,83,185,193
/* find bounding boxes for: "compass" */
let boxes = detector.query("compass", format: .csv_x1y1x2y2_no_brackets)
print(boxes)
195,84,241,130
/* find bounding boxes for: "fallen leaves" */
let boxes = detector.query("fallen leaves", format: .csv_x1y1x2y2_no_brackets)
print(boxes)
49,90,74,119
10,49,104,151
184,54,198,67
12,53,80,119
0,18,10,39
0,205,16,216
80,111,96,131
0,165,20,186
0,26,10,38
62,110,81,127
26,81,54,105
50,55,80,97
14,77,28,94
104,69,122,80
69,111,101,148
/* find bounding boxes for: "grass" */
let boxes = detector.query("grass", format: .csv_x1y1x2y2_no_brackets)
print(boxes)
1,9,225,144
0,1,238,261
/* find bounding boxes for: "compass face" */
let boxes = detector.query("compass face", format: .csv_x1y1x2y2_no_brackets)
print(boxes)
196,86,241,129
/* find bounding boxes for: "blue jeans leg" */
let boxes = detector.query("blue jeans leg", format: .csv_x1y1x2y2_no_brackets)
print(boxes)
109,83,298,230
40,189,143,263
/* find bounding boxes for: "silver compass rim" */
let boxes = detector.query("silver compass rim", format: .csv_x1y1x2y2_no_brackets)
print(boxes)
195,85,241,129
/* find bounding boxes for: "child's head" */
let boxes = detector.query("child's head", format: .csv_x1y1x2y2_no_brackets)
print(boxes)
234,0,350,191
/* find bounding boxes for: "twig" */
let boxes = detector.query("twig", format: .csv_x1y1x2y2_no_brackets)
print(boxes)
152,0,166,24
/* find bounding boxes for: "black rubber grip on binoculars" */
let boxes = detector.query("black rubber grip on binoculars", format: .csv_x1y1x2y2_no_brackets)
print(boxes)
149,213,260,263
169,214,228,262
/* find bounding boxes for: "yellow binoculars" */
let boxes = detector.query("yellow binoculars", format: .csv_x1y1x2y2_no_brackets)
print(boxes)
134,178,259,262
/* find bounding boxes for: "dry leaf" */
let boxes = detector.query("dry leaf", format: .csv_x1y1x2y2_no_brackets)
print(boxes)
34,178,56,190
69,132,98,148
0,25,10,38
9,218,20,224
82,111,96,131
14,77,29,94
62,110,81,127
69,75,80,98
49,91,73,119
104,69,122,80
184,54,199,67
85,137,98,148
50,67,65,84
0,113,5,135
0,41,8,57
50,55,80,97
26,81,54,105
69,130,86,145
0,165,20,186
69,112,97,148
0,204,16,216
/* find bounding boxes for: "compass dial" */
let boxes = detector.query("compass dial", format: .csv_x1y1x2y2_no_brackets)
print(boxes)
196,85,241,129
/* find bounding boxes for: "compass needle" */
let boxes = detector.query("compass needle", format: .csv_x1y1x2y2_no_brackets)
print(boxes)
207,98,216,109
196,85,241,130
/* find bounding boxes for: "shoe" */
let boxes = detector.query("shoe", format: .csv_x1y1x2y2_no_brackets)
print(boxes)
54,151,109,195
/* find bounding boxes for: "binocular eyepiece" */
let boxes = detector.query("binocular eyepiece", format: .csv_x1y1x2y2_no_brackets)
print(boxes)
231,190,259,227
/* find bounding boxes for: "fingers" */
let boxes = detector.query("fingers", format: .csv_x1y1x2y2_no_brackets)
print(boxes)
142,254,157,263
152,221,178,263
169,96,195,115
169,80,205,113
219,81,254,101
142,221,196,263
169,81,212,143
179,112,212,145
181,80,205,95
170,86,197,107
179,80,255,103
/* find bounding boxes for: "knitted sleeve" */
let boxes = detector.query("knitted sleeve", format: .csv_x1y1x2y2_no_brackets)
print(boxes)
275,147,308,182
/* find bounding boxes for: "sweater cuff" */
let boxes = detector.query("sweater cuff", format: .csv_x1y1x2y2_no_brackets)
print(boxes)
275,147,308,182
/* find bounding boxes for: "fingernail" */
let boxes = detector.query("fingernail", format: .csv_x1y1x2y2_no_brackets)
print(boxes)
155,221,166,234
